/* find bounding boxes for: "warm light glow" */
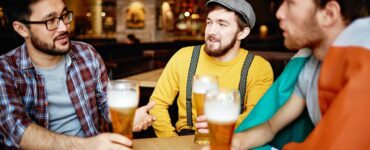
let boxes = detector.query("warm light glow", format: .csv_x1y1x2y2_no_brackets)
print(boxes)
191,14,199,19
101,12,106,17
184,11,190,17
86,12,92,17
259,25,268,38
179,14,185,19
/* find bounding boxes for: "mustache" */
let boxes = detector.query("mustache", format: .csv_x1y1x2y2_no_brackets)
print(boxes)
54,32,69,40
207,35,219,41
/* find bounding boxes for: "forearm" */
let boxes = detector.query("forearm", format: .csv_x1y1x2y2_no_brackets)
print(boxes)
149,104,178,137
150,112,178,137
20,123,84,149
235,121,276,149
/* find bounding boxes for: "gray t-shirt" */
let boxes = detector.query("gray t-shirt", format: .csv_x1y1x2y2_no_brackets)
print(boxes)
37,55,85,137
294,56,322,125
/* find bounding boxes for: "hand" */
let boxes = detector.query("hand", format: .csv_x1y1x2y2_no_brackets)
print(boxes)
231,132,248,150
82,133,132,150
195,115,209,134
133,101,157,132
201,145,210,150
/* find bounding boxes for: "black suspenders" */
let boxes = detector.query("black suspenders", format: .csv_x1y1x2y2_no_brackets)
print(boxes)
238,52,255,114
185,45,255,127
185,45,201,127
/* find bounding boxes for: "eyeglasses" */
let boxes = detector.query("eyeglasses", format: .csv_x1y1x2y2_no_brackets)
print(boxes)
20,11,73,31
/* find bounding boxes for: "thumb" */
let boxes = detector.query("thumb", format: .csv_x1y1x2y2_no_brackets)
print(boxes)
144,101,156,111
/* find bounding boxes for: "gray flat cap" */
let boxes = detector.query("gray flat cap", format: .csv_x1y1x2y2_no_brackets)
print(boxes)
206,0,256,29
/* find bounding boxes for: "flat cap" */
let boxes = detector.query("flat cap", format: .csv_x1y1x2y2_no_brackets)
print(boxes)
206,0,256,29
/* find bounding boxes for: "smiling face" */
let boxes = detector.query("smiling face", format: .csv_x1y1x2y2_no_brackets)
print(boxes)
27,0,71,56
204,6,241,57
276,0,324,50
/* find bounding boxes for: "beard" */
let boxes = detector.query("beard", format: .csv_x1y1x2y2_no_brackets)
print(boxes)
205,34,237,57
30,32,71,56
283,13,324,50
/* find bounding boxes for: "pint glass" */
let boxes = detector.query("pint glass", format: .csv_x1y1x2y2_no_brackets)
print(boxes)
205,89,241,150
107,80,139,140
193,75,218,145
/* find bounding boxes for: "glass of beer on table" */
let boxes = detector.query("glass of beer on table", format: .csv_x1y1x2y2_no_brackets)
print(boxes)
107,80,139,140
205,88,241,150
193,74,218,145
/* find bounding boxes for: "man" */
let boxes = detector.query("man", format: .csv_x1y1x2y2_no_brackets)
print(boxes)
149,0,274,137
232,0,370,149
0,0,155,149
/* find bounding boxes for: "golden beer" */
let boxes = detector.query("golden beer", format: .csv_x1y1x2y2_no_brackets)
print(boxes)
192,74,218,145
110,107,136,139
205,89,240,150
208,120,236,150
107,80,139,140
193,92,208,144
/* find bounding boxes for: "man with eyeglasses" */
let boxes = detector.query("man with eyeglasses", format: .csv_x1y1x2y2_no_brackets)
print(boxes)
0,0,155,149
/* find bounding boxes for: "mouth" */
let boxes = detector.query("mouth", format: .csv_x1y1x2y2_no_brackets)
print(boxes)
279,23,288,37
207,37,219,43
55,34,69,45
282,31,288,37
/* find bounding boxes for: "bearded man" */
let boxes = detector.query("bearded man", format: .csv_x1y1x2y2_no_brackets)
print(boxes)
149,0,273,138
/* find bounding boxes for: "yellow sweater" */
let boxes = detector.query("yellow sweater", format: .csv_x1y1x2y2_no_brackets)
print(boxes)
149,45,273,137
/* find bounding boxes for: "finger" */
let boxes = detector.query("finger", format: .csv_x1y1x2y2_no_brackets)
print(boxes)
109,133,133,147
141,120,149,130
142,124,149,130
147,117,154,125
147,116,155,123
196,121,208,128
201,145,211,150
133,125,142,132
144,101,156,110
109,143,133,150
152,116,157,121
198,129,209,134
197,115,207,121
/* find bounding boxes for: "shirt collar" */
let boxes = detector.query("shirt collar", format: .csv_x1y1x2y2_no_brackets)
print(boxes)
19,43,34,70
18,43,72,70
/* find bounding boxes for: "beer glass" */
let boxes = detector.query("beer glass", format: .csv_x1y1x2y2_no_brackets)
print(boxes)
107,80,139,140
205,89,241,150
193,74,218,145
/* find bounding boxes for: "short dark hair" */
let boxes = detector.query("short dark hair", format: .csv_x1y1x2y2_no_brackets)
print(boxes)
314,0,370,25
1,0,40,24
206,3,250,31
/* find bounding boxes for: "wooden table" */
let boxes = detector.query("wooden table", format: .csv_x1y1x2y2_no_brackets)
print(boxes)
123,68,164,88
133,135,203,150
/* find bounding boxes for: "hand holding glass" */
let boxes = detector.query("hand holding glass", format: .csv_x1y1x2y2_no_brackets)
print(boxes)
193,74,218,145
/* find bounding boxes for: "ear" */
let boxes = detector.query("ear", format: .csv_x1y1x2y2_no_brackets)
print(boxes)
317,1,342,27
12,21,30,38
237,27,250,40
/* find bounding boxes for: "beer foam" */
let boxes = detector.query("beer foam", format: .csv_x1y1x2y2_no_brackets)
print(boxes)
193,80,217,94
205,101,240,123
107,90,138,108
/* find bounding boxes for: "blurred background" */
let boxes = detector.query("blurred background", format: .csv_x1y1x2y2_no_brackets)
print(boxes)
0,0,289,80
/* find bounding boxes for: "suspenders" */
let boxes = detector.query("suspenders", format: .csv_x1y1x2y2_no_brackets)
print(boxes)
185,45,255,127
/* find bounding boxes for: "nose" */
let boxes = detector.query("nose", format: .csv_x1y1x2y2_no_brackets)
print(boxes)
56,19,68,32
276,1,286,21
206,23,217,36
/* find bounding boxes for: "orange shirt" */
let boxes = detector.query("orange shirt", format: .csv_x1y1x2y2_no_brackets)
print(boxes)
284,17,370,150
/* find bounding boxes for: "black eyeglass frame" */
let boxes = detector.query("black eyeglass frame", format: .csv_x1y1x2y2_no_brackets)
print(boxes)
20,11,73,31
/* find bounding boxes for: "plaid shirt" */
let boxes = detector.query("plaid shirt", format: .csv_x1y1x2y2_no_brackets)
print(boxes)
0,41,110,148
